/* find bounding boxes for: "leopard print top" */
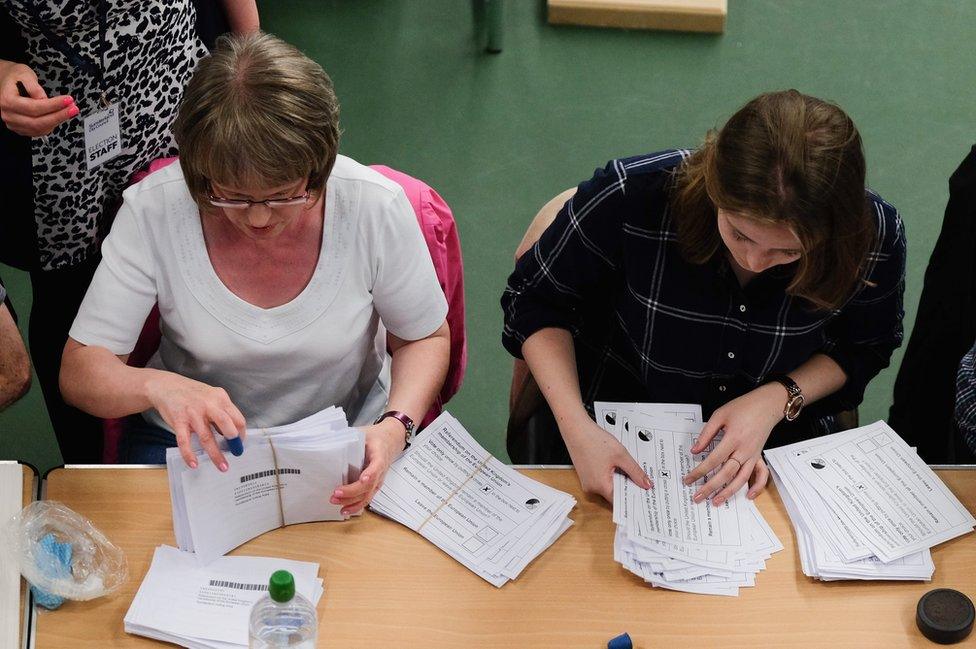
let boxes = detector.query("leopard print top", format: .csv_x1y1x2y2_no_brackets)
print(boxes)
3,0,206,270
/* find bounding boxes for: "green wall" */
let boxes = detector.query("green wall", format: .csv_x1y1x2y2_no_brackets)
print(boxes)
2,0,972,471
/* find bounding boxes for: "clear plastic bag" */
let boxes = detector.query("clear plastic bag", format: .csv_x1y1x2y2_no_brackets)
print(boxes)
2,500,127,603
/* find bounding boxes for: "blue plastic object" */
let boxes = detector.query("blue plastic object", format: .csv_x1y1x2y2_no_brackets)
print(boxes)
226,436,244,456
31,533,72,610
608,632,633,649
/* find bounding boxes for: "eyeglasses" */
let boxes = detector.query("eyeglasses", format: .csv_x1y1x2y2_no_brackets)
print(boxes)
207,190,311,210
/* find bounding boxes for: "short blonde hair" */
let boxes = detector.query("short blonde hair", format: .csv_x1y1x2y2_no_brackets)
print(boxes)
173,32,340,206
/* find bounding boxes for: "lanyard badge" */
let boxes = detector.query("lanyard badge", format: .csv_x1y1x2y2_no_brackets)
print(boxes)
83,99,121,170
22,1,123,168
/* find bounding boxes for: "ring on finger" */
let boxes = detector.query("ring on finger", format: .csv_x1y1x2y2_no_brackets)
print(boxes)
724,456,743,473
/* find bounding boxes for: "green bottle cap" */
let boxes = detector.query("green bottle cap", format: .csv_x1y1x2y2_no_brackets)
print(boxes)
268,570,295,603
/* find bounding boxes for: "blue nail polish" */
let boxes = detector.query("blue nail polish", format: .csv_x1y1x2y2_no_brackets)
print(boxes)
226,436,244,456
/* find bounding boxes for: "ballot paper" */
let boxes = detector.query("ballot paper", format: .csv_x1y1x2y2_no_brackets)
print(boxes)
167,407,365,565
594,402,702,524
766,421,974,581
595,402,782,596
124,545,323,648
369,411,576,587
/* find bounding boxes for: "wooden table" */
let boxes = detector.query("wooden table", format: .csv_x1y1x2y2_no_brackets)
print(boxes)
21,464,34,505
32,466,976,648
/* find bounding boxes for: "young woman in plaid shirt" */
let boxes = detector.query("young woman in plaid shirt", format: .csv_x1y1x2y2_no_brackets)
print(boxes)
503,90,905,506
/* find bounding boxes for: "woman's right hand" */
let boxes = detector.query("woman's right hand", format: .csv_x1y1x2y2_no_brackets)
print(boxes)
563,416,652,504
0,62,78,137
144,373,246,471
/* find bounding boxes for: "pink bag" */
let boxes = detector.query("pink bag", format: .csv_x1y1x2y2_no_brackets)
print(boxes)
103,159,466,461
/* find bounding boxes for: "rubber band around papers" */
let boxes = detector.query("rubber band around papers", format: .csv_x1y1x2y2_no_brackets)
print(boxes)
261,430,286,529
418,455,492,532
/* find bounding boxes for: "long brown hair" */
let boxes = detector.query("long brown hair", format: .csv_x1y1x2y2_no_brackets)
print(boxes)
671,90,874,310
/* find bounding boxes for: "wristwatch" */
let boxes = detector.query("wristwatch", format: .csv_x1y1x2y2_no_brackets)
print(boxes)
374,410,415,446
769,375,804,422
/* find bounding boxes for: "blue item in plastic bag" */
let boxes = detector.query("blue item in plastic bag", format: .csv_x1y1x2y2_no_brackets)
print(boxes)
31,533,73,610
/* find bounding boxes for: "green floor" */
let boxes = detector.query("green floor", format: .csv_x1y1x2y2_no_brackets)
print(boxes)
1,0,973,473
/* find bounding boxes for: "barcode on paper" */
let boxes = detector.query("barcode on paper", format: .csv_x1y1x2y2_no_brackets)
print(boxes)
239,468,301,483
208,579,268,591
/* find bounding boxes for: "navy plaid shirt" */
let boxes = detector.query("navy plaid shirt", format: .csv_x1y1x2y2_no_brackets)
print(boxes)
502,150,907,444
957,339,976,454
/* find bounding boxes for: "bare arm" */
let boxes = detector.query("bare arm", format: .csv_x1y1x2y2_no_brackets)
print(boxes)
510,187,577,408
522,327,651,503
60,338,146,417
333,321,451,514
218,0,260,33
0,304,30,410
783,353,848,403
60,338,245,470
522,327,588,434
386,321,451,427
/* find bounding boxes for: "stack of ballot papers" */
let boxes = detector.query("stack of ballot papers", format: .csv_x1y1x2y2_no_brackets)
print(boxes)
370,411,576,587
125,545,322,648
167,407,365,564
595,402,783,596
765,420,975,581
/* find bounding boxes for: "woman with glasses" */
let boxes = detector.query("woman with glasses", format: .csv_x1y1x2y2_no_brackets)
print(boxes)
59,33,450,515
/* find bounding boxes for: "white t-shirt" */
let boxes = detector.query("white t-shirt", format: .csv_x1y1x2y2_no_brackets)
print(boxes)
70,155,449,429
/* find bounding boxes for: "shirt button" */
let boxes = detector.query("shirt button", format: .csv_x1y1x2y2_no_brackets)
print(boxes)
739,304,747,312
719,385,727,392
728,352,735,359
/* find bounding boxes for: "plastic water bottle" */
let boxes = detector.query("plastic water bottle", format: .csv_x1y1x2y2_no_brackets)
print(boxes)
248,570,317,648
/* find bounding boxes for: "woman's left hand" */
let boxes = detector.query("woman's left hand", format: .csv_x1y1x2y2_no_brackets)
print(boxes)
682,383,784,505
330,419,408,515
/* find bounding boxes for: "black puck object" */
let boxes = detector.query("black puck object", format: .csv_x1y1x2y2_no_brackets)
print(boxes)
916,588,974,644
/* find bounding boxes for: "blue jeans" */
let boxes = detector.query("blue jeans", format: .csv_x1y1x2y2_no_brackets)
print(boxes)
119,415,178,464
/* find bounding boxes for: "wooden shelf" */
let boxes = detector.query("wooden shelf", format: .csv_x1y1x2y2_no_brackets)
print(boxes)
548,0,727,34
